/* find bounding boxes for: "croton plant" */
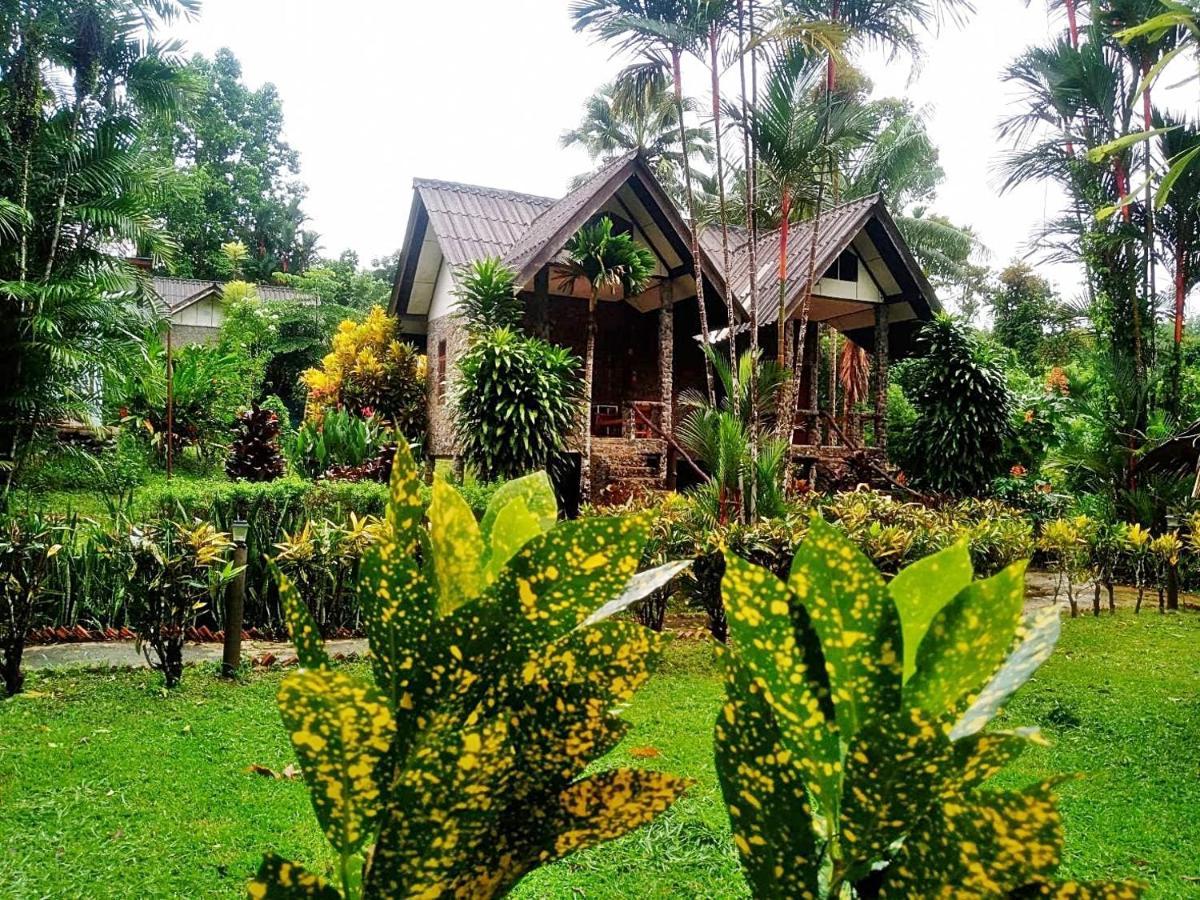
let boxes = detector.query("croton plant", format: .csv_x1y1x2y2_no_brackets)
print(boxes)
252,444,690,898
716,516,1142,898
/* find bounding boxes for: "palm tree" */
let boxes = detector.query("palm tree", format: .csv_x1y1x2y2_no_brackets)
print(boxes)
677,345,790,522
561,74,713,198
572,0,719,404
558,216,658,501
1154,115,1200,411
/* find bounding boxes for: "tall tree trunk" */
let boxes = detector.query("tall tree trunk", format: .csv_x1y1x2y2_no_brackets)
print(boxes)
43,102,85,283
738,0,762,521
672,47,716,406
775,188,792,366
1173,236,1188,413
710,28,737,382
1064,0,1080,48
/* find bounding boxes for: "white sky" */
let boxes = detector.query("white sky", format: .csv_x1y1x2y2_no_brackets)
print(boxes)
173,2,1107,301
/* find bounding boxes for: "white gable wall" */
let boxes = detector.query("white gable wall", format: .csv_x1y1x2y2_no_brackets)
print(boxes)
173,295,223,328
427,258,458,321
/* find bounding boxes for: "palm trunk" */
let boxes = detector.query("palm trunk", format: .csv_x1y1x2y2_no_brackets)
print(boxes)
1173,236,1188,412
1065,0,1080,48
738,0,761,522
710,29,737,381
775,189,792,365
581,294,598,504
672,47,716,406
43,102,85,283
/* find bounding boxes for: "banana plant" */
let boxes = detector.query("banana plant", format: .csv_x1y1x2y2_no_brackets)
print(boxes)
252,444,692,899
715,515,1143,899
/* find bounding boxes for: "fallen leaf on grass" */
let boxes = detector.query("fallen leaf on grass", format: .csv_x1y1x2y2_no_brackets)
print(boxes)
246,763,300,780
629,746,661,759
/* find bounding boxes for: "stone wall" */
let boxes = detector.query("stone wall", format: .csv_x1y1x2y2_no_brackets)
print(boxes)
425,314,469,458
167,323,219,346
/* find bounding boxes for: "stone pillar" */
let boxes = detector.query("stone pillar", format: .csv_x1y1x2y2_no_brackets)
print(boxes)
658,280,675,485
805,322,820,446
874,303,890,452
531,268,550,339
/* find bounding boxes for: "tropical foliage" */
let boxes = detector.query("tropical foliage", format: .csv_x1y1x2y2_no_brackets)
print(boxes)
717,517,1140,898
254,445,690,898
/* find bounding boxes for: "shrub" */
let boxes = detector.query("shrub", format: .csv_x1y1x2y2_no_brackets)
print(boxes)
254,446,690,897
288,408,392,479
126,519,236,687
455,327,583,482
899,315,1014,495
112,335,256,462
301,306,426,441
226,403,286,482
0,512,63,695
716,518,1141,897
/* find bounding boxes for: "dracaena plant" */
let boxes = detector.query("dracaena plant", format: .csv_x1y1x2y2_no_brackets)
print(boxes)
715,515,1143,899
253,444,692,899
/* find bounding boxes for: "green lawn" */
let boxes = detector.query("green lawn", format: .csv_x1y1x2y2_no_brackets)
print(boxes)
1,616,1198,898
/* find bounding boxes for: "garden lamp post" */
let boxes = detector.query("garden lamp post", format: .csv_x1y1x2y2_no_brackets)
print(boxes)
222,518,249,679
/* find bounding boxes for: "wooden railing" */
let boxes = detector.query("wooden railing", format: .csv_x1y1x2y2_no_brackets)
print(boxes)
591,401,665,439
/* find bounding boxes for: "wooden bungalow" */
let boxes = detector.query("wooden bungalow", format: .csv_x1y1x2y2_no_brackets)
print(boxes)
389,150,940,502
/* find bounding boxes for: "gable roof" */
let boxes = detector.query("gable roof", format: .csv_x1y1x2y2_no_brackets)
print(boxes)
150,276,314,315
699,193,940,327
412,178,555,268
391,151,733,317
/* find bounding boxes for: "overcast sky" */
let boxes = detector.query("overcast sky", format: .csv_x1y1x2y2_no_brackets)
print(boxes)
174,1,1094,301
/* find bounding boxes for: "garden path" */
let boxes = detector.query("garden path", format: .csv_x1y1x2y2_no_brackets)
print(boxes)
21,638,368,671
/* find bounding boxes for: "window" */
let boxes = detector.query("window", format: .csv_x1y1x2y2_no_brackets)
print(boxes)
822,249,859,283
436,339,447,404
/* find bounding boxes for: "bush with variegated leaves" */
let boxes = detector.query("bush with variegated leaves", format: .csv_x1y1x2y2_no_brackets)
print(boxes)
252,444,691,898
715,516,1142,899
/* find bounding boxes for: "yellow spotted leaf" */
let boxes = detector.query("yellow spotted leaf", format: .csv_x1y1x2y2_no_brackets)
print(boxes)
384,442,425,555
715,656,821,900
277,569,329,671
789,515,902,744
479,470,557,542
249,855,341,899
905,560,1028,720
839,707,952,880
549,768,692,858
277,669,395,855
721,551,840,823
1012,880,1146,898
428,476,486,613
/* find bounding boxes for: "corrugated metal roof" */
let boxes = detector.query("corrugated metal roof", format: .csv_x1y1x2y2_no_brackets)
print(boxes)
701,194,883,324
413,178,555,268
150,276,314,313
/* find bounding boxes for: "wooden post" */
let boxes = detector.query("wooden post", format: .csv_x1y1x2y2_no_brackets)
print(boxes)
659,279,675,486
166,326,174,480
221,541,247,679
827,326,839,446
873,303,889,452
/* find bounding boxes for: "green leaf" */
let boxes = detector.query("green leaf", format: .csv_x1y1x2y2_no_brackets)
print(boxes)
951,728,1044,791
722,552,840,823
277,669,395,856
714,656,820,900
277,570,329,671
840,708,951,879
249,855,342,899
1156,143,1200,209
788,515,902,743
1086,127,1174,163
950,605,1061,740
905,560,1028,719
428,476,486,613
888,540,973,681
479,470,557,542
483,495,544,578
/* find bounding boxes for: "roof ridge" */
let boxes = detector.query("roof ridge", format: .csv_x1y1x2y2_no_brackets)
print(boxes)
413,177,555,206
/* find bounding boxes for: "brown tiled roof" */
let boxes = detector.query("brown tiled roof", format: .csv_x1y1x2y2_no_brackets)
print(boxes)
149,276,313,313
701,194,884,325
500,151,640,280
413,178,555,267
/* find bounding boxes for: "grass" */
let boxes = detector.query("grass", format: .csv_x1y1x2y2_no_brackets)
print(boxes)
1,616,1199,897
